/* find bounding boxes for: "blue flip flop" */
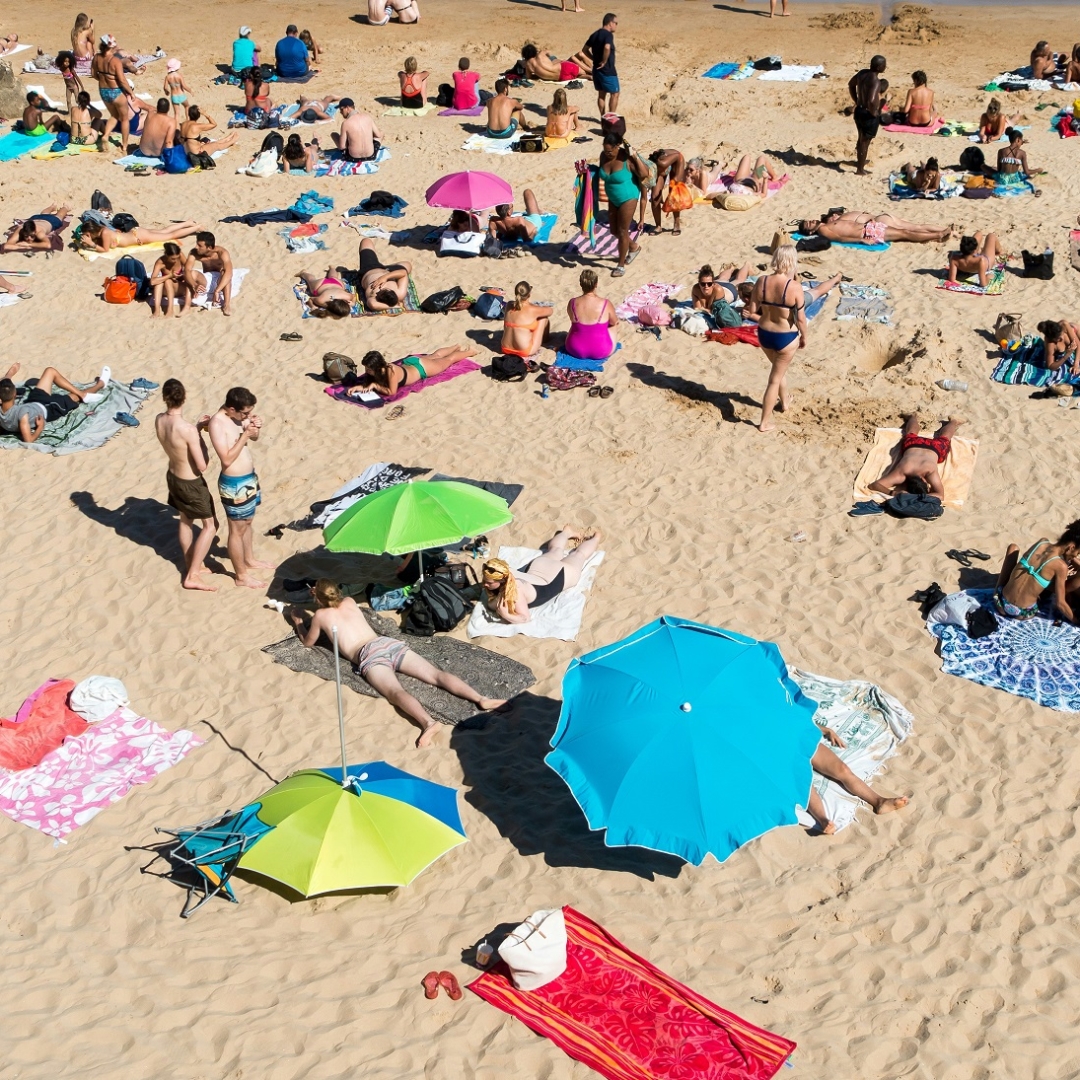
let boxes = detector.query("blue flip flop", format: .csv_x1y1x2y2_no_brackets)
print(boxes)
130,377,160,390
115,412,140,427
848,500,884,517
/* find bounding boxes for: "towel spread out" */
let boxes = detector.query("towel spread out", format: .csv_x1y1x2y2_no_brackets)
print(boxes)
835,283,895,325
357,273,422,316
758,64,825,82
326,359,480,407
314,146,390,177
616,282,683,323
703,61,755,80
928,589,1080,712
790,669,914,832
191,268,248,309
467,545,604,641
382,102,436,117
991,336,1077,387
504,212,558,245
78,240,168,262
30,142,101,160
438,104,486,116
0,131,53,162
554,343,622,371
936,260,1006,295
882,117,947,135
792,230,890,252
348,194,408,218
0,680,87,772
888,170,963,200
278,101,338,125
0,294,24,308
563,222,642,259
469,906,796,1080
461,131,522,155
852,427,979,508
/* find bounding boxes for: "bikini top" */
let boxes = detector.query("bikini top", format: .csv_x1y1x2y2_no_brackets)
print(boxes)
761,276,803,312
402,72,423,96
1018,539,1061,590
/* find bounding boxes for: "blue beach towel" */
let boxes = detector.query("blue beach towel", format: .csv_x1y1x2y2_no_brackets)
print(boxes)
0,131,53,162
290,190,335,215
349,195,408,218
504,212,558,246
792,231,891,252
703,62,739,79
553,343,622,371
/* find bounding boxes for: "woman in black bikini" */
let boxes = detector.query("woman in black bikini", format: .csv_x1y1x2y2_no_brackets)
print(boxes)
947,232,1001,288
481,527,603,623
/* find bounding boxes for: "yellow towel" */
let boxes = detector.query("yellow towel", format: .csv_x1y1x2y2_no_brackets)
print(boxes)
30,143,100,160
544,135,571,150
78,241,166,262
853,427,979,510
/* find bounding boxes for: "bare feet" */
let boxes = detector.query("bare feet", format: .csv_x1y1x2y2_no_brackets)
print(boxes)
820,820,836,835
248,560,276,570
477,697,508,712
416,722,440,748
2,363,19,379
757,422,776,433
182,576,218,592
583,526,602,542
874,795,910,815
235,575,267,590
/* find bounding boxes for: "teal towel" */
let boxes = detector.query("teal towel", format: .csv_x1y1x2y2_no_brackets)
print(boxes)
0,131,53,162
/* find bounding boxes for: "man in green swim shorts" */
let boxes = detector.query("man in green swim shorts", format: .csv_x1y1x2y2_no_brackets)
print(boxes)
488,189,547,243
21,93,68,138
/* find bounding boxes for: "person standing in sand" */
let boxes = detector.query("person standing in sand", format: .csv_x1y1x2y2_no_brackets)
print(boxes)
769,0,790,17
155,379,219,592
90,37,144,154
208,387,273,589
849,54,886,176
584,12,619,116
183,232,234,316
290,581,505,748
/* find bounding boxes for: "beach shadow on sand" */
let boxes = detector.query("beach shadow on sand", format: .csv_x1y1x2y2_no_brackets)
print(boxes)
451,691,684,879
713,3,772,16
765,147,844,174
627,362,758,424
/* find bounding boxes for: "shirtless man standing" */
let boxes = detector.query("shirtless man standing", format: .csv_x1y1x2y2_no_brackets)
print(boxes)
208,387,273,589
91,38,144,153
868,414,965,499
155,378,219,592
289,580,506,747
137,98,177,158
183,232,234,315
849,54,886,176
332,98,383,161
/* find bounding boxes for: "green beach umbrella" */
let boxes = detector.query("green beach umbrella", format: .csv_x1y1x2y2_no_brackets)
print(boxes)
236,765,468,896
322,479,513,557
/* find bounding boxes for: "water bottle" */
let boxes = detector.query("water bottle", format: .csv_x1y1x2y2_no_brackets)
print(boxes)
936,379,968,392
540,384,550,399
790,530,808,543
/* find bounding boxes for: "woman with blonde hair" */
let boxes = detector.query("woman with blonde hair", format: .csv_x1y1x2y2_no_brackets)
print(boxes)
71,12,94,60
399,55,429,109
748,243,806,432
299,29,322,64
501,281,552,360
564,268,616,360
545,88,579,139
482,527,602,623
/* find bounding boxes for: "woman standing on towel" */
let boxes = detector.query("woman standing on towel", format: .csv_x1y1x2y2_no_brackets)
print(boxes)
1,206,72,253
598,134,649,276
78,219,203,254
947,232,1001,287
502,281,552,360
993,521,1080,621
481,527,602,622
749,244,806,433
354,345,478,397
398,56,429,109
564,269,617,360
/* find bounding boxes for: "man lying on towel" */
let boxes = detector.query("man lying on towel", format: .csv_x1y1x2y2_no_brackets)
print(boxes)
358,238,411,311
868,414,965,498
798,210,951,245
0,363,109,443
289,580,506,747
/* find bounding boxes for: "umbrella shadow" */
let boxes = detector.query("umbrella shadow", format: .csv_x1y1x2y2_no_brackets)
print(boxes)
451,692,684,879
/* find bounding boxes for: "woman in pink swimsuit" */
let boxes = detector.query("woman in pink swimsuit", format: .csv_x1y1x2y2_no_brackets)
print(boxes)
564,269,617,360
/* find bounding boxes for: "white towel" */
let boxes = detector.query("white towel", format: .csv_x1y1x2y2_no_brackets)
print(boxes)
757,65,824,82
0,294,23,308
191,268,249,309
24,84,64,109
466,545,604,641
4,43,33,56
461,131,522,155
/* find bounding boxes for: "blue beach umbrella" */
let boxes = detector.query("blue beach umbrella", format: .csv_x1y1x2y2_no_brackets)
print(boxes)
544,616,822,865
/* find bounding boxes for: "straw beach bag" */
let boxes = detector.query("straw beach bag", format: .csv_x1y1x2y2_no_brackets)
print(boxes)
498,908,568,990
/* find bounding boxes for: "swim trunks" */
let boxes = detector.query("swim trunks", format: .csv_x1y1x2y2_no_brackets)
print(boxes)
343,139,381,162
901,432,950,464
167,471,215,520
486,119,518,139
593,72,620,95
863,220,888,245
25,124,48,137
100,87,123,103
29,214,63,230
992,588,1039,620
355,635,409,678
853,105,880,140
559,60,580,81
24,385,80,422
218,471,262,520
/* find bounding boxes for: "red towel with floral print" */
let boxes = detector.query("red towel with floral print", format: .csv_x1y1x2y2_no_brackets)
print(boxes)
468,906,795,1080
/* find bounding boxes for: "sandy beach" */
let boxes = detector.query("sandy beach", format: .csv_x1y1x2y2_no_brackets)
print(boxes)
3,0,1080,1076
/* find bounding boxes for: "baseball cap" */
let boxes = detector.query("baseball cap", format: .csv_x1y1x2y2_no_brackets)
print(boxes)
339,97,355,109
101,33,117,47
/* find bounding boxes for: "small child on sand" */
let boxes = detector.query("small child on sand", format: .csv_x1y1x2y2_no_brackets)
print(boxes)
164,59,191,122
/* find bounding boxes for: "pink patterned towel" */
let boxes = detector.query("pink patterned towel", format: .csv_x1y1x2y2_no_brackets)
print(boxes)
325,359,481,408
616,282,683,324
0,709,203,839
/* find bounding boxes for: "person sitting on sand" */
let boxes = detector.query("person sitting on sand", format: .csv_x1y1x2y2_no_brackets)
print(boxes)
948,232,1002,287
992,521,1080,621
686,153,777,199
452,56,480,110
868,414,964,500
275,24,314,79
486,79,530,139
1,206,72,253
1067,43,1080,85
564,269,617,361
889,69,936,127
184,232,234,316
298,269,353,318
520,43,591,82
901,156,941,193
399,56,429,109
180,105,239,157
447,209,481,234
481,526,602,623
354,345,478,397
149,243,193,317
282,132,320,172
358,239,412,311
79,219,201,254
231,26,258,75
368,0,421,26
291,580,499,748
243,70,273,116
545,88,579,139
1036,319,1080,377
692,263,753,311
69,91,103,145
333,99,383,161
979,98,1017,143
488,189,546,242
0,364,109,444
798,210,951,245
996,128,1041,194
300,30,322,65
136,98,177,158
21,92,68,137
1030,40,1060,81
501,280,552,360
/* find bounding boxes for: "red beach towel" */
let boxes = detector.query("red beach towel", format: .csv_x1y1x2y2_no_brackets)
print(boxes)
469,906,795,1080
0,679,87,772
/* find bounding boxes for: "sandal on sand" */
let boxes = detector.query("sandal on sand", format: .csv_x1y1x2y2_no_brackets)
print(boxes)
626,248,640,266
600,385,614,398
671,228,681,236
386,405,405,420
841,274,853,282
422,972,440,1000
16,291,32,299
588,385,601,397
611,266,626,277
438,971,463,1001
280,331,303,341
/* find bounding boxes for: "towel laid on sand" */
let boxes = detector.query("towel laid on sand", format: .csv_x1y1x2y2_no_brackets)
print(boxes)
263,611,535,724
0,680,87,772
504,212,558,245
0,704,202,839
0,378,153,455
468,545,604,640
314,147,390,176
929,588,1080,712
326,359,480,407
790,669,913,832
358,274,422,316
461,131,522,155
294,280,362,317
792,230,890,252
835,283,895,325
112,147,228,169
383,102,436,117
0,131,53,161
888,170,963,199
469,906,796,1080
853,427,979,508
563,222,642,259
882,117,947,135
30,142,101,160
438,104,486,116
936,260,1006,295
616,282,682,323
278,101,338,125
758,64,824,81
78,240,166,262
991,336,1075,387
0,294,25,308
191,268,248,309
553,343,622,371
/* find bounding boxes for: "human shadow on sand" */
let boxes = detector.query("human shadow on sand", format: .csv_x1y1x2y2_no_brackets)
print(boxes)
451,691,684,879
627,362,758,424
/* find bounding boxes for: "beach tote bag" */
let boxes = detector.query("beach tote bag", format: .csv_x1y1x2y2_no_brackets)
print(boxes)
662,181,694,214
498,908,568,991
162,144,191,174
439,230,484,257
103,276,138,304
994,312,1023,347
637,304,671,327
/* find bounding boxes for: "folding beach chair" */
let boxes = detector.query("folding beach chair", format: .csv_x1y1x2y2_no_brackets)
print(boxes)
154,803,271,918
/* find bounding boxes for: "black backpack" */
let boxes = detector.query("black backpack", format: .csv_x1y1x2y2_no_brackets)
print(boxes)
490,354,528,381
436,83,454,107
885,493,944,519
1021,249,1054,280
796,234,831,253
421,285,466,314
402,578,468,635
753,56,782,71
112,212,140,233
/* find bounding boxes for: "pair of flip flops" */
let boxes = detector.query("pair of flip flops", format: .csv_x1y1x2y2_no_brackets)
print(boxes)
280,332,303,342
587,385,615,398
422,971,462,1000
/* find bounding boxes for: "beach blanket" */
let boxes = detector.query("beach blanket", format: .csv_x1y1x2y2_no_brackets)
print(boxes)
703,61,754,80
852,427,979,509
835,283,894,325
790,669,913,832
694,173,789,205
21,54,93,76
504,212,558,246
2,43,33,57
467,545,604,641
382,102,436,117
278,102,338,125
553,343,622,371
758,64,824,82
929,589,1080,712
0,707,202,840
191,268,248,309
294,280,361,317
0,294,24,308
314,147,390,177
888,170,963,200
263,611,534,724
279,222,327,253
936,260,1006,295
348,195,408,218
882,117,947,135
77,240,166,262
469,906,796,1080
0,131,53,162
325,359,480,407
438,104,485,117
30,142,101,160
358,274,422,316
0,680,87,772
792,230,890,252
461,131,522,155
990,337,1075,387
616,282,683,324
564,222,642,259
0,378,153,455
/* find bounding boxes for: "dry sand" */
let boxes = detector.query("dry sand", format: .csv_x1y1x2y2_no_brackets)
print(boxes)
3,1,1080,1076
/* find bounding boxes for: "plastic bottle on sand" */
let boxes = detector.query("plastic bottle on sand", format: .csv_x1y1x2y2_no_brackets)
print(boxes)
936,379,968,391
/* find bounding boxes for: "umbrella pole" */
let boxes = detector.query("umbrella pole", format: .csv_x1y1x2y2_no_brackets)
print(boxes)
331,625,348,788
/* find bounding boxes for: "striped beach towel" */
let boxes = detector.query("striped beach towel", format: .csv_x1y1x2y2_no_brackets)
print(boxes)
936,260,1006,295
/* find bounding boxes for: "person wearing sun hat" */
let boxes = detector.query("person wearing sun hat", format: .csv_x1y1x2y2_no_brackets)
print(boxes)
164,57,191,122
232,25,259,75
